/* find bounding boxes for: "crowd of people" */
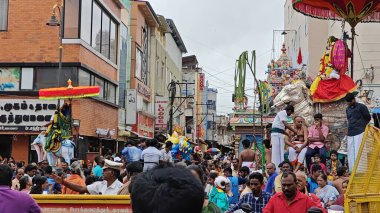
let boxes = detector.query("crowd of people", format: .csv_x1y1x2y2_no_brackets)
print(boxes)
0,93,370,212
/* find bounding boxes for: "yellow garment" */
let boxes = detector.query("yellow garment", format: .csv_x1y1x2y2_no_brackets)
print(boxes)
274,173,283,193
310,48,334,95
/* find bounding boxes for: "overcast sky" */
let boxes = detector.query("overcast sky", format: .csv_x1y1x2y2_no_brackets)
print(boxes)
149,0,285,115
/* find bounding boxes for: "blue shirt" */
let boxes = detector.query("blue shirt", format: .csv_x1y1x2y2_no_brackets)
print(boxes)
229,191,271,213
122,146,142,163
92,165,103,178
46,177,61,194
346,102,371,136
264,172,278,194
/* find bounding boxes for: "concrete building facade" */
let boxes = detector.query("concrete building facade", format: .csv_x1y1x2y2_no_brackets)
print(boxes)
0,0,128,162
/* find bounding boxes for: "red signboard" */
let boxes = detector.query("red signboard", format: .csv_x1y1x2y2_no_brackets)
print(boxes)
199,73,205,91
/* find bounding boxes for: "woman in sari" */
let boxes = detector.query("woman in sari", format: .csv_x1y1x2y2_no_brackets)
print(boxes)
315,174,339,208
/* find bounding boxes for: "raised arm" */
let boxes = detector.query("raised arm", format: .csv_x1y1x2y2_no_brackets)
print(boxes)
52,174,88,194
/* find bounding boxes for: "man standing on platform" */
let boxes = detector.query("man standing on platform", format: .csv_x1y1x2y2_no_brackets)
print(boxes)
345,93,371,171
271,105,297,172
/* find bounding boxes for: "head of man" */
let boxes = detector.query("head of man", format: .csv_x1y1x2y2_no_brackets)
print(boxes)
279,161,293,173
313,113,323,126
125,140,134,147
140,138,147,149
294,116,304,128
345,93,356,107
61,162,69,171
0,164,13,187
281,172,298,200
43,166,53,177
165,141,173,152
266,163,276,176
94,156,104,167
239,166,250,178
285,105,295,116
24,164,37,178
147,139,158,148
129,167,204,213
242,139,251,149
232,158,239,170
295,171,307,193
126,161,143,178
249,172,264,196
16,168,24,180
330,150,338,161
102,160,122,182
223,167,232,177
311,164,322,179
337,166,348,178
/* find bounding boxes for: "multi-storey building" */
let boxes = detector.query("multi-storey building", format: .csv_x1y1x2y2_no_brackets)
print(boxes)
0,0,128,162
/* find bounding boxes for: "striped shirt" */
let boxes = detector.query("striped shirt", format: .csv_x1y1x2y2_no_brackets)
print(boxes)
228,191,271,213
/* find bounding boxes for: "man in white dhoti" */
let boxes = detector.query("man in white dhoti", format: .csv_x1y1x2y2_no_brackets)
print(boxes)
271,105,297,173
345,93,371,172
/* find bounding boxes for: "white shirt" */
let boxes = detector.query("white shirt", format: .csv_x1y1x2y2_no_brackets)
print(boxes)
160,149,172,162
272,110,288,130
87,179,123,195
141,147,163,172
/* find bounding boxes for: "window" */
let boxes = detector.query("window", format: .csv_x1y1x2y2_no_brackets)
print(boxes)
64,0,79,38
106,82,116,104
66,0,118,63
94,77,104,98
35,67,78,89
0,0,8,31
78,68,91,86
91,2,102,52
101,12,110,58
80,0,92,44
20,68,34,90
110,21,117,63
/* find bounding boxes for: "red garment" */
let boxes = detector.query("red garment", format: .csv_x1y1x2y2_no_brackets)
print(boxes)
312,74,356,103
309,163,327,174
263,190,326,213
334,194,344,206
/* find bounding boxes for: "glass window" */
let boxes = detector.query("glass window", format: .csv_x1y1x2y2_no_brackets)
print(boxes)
101,12,110,58
80,0,92,44
0,0,8,31
0,67,20,91
91,2,102,52
20,68,34,90
106,82,116,103
35,67,77,89
64,0,79,38
94,77,104,98
110,21,117,63
78,68,91,86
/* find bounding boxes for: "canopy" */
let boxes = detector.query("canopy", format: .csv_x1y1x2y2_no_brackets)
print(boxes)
293,0,380,27
39,79,100,100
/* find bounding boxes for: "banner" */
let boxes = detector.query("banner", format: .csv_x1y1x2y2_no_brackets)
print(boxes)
126,89,137,125
0,99,59,132
155,97,169,128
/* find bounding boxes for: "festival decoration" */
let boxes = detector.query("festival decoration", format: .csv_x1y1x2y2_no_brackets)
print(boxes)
258,81,273,114
310,36,356,102
166,127,192,161
39,79,100,100
292,0,380,78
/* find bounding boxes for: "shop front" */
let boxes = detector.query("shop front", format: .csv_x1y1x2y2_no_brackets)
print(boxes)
0,99,59,163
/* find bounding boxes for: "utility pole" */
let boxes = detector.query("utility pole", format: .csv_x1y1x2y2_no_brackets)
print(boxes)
167,81,195,134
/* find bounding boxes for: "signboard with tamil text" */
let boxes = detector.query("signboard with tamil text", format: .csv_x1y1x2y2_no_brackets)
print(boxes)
0,99,59,132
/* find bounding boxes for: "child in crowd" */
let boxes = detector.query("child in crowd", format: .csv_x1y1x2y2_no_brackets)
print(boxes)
209,176,230,212
309,154,327,174
326,150,343,181
205,172,218,196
